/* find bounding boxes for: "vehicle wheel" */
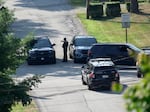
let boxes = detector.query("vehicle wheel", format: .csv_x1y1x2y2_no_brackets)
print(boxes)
27,61,33,65
82,76,86,85
88,84,92,90
52,58,56,64
137,72,142,78
69,53,73,59
74,58,78,63
87,80,92,90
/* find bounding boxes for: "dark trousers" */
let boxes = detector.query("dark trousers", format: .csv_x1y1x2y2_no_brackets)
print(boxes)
63,48,68,62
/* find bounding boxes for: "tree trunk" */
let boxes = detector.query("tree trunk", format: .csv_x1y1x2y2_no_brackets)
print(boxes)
86,0,90,19
130,0,139,13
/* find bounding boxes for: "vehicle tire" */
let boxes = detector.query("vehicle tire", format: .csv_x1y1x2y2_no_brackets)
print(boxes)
69,53,73,59
74,58,78,63
82,76,86,85
88,84,92,90
52,58,56,64
87,80,92,90
137,71,142,78
27,61,33,65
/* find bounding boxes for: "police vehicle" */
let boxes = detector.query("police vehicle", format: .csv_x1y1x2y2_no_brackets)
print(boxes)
81,58,120,90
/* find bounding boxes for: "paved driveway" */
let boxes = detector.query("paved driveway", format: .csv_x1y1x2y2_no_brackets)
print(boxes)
5,0,140,112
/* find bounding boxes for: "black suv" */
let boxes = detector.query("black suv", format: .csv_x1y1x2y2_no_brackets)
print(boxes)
87,43,142,66
81,58,120,90
27,36,56,65
69,35,97,63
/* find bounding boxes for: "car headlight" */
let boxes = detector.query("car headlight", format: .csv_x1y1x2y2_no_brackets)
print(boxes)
28,51,36,56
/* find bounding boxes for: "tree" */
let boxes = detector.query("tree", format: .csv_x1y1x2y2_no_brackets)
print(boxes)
86,0,90,19
0,73,41,112
130,0,139,13
124,53,150,112
0,6,41,112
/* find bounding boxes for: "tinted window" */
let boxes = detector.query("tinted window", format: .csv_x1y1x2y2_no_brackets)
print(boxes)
33,38,52,48
94,66,115,73
75,38,97,46
91,45,129,58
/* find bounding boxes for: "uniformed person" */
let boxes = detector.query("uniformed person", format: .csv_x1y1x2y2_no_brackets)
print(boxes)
62,38,68,62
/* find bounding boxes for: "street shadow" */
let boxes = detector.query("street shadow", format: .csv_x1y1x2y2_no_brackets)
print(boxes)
93,84,128,95
11,19,63,38
15,58,83,80
13,0,74,12
31,87,87,100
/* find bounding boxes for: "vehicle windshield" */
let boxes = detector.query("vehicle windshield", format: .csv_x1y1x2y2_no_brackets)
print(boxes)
75,38,97,46
33,39,52,48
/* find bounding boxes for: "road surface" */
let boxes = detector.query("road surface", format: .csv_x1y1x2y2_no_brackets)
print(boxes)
5,0,140,112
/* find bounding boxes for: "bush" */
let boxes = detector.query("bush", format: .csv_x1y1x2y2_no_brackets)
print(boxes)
106,3,121,17
89,3,103,19
124,53,150,112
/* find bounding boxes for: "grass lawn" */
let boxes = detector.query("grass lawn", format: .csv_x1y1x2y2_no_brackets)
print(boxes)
72,2,150,48
11,101,38,112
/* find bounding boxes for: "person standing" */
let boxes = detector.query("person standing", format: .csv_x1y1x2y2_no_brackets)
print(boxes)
62,38,68,62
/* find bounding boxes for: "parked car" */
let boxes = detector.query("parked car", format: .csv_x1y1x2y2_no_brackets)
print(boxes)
136,48,150,78
27,36,56,65
69,35,97,63
81,58,120,90
87,43,142,66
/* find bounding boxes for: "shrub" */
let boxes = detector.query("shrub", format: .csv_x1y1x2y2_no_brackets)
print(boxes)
124,53,150,112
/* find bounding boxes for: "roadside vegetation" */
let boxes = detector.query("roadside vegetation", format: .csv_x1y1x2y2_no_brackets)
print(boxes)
11,102,38,112
71,1,150,48
0,2,41,112
78,3,150,48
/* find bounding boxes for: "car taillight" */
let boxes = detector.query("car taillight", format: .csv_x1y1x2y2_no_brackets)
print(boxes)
89,72,95,78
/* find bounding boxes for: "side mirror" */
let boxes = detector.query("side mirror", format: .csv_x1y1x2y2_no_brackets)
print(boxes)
52,43,56,46
70,43,73,46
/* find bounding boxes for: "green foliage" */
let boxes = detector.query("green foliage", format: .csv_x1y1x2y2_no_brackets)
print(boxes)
112,82,123,93
21,33,34,49
0,7,15,34
0,34,21,72
0,73,41,112
11,102,38,112
124,54,150,112
0,7,20,72
0,5,41,112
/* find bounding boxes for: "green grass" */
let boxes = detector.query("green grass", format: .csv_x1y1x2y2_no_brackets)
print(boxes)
69,0,150,48
11,102,38,112
76,3,150,48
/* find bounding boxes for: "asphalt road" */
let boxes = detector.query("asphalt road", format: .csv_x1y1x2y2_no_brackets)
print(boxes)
5,0,140,112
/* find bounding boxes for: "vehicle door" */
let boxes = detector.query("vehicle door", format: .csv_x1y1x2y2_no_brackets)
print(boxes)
69,37,75,57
